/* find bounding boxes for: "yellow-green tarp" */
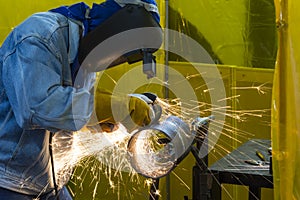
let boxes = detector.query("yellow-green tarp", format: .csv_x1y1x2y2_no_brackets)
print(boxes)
272,0,300,199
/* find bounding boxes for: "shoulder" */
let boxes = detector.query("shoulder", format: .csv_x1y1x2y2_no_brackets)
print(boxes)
14,12,70,42
0,12,80,58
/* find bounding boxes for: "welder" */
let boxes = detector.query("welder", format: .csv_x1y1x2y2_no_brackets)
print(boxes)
0,0,160,199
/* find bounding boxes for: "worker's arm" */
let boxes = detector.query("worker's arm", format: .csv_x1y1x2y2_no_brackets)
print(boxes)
2,35,94,132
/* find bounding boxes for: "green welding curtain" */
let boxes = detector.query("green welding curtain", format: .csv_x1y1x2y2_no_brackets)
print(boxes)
272,0,300,199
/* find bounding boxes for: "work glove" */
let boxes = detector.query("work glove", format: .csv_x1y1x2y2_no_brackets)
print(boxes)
88,86,161,132
122,93,159,130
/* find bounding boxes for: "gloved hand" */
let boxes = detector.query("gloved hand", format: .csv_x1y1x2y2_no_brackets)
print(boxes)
88,86,160,132
122,93,156,130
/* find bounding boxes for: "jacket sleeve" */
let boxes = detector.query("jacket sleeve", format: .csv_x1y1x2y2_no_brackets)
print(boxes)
2,35,94,132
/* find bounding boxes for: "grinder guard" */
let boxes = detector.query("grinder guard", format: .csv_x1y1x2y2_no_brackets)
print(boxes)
78,4,163,76
127,116,194,179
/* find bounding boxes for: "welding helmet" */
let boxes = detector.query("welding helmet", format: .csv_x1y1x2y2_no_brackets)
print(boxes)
78,2,163,73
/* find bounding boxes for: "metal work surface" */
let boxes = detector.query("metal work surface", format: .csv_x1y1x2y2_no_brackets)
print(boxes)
209,139,273,200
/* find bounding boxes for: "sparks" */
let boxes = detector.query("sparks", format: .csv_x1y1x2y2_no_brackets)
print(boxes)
50,71,272,200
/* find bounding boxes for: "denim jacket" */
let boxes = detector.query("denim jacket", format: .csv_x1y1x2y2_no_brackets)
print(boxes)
0,12,94,196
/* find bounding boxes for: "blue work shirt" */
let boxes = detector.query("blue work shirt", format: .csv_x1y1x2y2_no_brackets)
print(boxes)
0,11,94,196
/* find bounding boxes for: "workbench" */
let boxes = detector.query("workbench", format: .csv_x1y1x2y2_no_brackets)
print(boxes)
208,139,273,200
